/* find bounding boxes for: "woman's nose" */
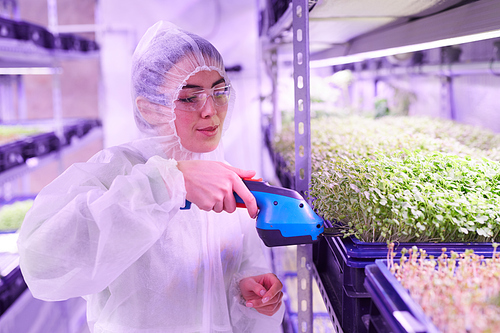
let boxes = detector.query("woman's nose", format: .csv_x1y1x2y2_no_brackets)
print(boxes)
200,96,218,118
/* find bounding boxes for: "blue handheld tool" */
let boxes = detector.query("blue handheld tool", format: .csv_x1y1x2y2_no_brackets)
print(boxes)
182,179,334,247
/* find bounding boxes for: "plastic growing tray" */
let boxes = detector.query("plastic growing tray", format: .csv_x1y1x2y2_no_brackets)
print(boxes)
0,140,27,172
312,223,497,333
338,234,496,260
313,235,372,333
54,33,81,51
0,254,27,316
22,132,61,159
364,260,440,333
14,20,54,49
0,18,16,40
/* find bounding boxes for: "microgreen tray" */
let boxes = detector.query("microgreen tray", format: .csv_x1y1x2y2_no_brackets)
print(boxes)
364,261,439,333
313,228,497,333
338,234,496,262
323,216,497,261
0,195,36,233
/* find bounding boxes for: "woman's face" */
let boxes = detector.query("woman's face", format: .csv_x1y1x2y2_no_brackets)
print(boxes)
173,70,228,153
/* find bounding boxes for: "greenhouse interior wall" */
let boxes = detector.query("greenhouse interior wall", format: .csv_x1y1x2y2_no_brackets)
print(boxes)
312,39,500,133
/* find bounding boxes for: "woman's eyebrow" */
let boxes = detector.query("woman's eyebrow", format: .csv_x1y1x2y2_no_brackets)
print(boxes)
182,78,226,90
211,78,226,88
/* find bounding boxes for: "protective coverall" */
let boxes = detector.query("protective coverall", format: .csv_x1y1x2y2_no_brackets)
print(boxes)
18,21,284,333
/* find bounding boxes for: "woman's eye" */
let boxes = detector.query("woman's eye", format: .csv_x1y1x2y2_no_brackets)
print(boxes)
179,96,199,103
213,87,229,97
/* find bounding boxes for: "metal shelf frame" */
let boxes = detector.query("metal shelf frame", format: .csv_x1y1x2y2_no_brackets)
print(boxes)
292,0,315,332
264,1,500,333
0,0,101,199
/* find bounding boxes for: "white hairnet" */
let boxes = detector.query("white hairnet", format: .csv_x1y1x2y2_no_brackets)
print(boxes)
131,20,235,161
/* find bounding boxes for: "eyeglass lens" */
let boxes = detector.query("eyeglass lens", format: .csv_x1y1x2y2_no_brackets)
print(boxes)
176,85,230,111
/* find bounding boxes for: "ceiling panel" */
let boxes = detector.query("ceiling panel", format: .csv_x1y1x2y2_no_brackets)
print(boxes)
309,0,464,19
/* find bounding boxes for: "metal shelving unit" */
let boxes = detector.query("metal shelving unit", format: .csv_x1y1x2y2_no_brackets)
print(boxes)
261,0,500,332
0,1,101,324
0,1,101,187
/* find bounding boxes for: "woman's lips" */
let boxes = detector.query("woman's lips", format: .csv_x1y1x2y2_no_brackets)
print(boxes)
197,125,219,137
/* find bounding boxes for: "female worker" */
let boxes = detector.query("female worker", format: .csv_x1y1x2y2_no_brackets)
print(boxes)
17,21,284,332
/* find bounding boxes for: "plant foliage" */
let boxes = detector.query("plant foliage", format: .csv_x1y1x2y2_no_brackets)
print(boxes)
272,115,500,242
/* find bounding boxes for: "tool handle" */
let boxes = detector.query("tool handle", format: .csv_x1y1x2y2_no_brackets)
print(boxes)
180,178,278,210
179,178,325,247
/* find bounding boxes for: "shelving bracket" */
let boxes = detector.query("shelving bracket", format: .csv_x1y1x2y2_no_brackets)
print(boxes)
292,0,313,332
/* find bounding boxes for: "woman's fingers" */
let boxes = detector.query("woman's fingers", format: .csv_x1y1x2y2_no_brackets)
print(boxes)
221,164,258,218
239,274,284,316
177,160,258,217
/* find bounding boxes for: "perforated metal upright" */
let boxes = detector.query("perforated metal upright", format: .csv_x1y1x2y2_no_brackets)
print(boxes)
292,0,313,332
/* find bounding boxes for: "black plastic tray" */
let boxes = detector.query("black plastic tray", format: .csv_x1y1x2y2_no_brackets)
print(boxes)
364,261,440,333
14,20,54,49
313,236,372,333
22,132,61,159
313,231,497,333
0,17,16,40
0,257,27,316
0,140,27,172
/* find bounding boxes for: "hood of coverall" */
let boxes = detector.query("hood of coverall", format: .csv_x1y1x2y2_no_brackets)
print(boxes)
131,20,234,161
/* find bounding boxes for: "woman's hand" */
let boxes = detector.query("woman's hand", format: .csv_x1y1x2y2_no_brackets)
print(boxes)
239,273,283,316
176,160,258,218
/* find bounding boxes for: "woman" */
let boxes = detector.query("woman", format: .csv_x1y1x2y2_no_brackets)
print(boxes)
18,21,284,332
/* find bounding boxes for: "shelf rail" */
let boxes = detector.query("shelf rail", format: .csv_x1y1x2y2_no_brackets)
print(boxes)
292,0,314,332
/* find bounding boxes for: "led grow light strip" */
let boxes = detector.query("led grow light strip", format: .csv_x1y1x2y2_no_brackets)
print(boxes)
0,67,62,75
310,29,500,68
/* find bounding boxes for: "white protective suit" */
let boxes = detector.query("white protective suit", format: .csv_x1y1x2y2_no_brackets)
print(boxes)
18,21,284,333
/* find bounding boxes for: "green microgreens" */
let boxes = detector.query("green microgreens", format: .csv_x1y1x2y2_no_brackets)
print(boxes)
273,115,500,243
0,199,34,231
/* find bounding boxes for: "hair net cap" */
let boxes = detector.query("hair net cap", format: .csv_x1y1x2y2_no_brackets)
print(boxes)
131,20,235,161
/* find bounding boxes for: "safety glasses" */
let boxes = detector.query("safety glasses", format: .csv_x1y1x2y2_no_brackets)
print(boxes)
175,84,231,111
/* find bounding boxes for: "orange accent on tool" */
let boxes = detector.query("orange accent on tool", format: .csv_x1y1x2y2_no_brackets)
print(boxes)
236,178,263,208
242,177,263,182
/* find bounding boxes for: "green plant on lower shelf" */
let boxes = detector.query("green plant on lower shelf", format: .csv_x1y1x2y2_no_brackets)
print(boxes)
0,126,42,144
272,115,500,243
0,199,34,231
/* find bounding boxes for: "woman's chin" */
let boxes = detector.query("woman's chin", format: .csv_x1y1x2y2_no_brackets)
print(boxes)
183,142,220,154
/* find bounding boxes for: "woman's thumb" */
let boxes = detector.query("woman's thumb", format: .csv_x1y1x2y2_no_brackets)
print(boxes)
224,164,256,179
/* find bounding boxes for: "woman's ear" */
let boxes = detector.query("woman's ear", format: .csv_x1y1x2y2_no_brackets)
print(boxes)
136,96,154,123
136,96,175,128
136,96,166,125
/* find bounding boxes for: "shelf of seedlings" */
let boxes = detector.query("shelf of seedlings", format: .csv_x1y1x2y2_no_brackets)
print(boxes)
364,245,500,333
269,115,500,333
0,118,102,173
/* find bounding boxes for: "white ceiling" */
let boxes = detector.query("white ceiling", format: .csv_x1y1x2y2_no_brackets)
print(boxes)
307,0,465,51
265,0,500,65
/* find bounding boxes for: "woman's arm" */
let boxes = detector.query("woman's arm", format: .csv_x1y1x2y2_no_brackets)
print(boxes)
18,149,186,301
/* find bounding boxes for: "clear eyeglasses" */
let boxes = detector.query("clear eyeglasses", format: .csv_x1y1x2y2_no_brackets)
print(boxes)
175,85,231,111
